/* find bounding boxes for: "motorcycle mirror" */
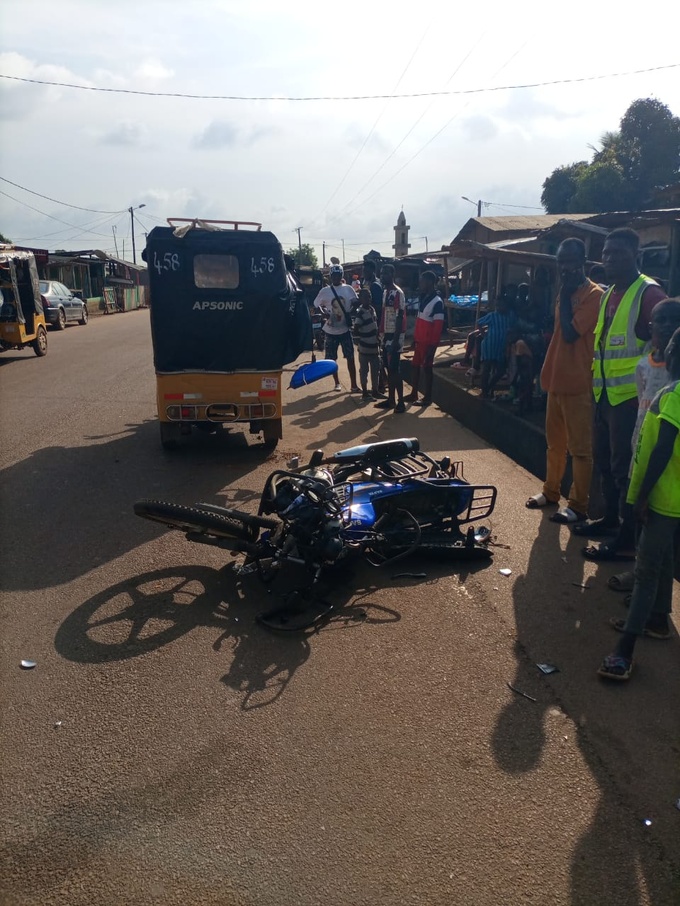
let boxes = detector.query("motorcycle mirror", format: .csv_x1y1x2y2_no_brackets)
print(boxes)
439,456,451,472
308,450,324,468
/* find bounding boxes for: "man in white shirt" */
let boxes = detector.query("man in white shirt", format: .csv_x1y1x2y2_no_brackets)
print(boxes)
313,265,360,391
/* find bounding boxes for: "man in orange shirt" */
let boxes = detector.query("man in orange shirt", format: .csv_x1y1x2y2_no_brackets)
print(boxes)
526,239,603,522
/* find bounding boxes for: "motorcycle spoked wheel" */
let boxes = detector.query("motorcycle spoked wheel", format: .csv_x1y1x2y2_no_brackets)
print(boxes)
364,508,422,567
134,500,265,547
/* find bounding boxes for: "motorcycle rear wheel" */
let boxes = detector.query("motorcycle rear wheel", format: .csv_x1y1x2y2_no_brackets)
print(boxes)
134,500,258,541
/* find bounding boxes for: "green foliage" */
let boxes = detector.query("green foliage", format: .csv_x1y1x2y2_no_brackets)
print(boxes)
286,243,318,268
541,162,588,214
0,230,11,244
569,162,626,213
542,97,680,213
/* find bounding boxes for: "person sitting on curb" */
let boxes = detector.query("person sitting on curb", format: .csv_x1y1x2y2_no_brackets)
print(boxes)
598,325,680,682
405,270,444,407
313,264,360,393
574,228,667,558
526,239,603,523
375,263,407,414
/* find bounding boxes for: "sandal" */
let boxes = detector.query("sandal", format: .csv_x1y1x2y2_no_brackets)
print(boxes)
525,493,555,509
597,653,633,681
572,519,619,537
608,571,634,592
582,543,636,562
550,507,586,524
609,617,670,640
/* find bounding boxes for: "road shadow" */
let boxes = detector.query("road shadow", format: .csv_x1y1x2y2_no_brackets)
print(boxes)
491,514,680,905
54,560,405,712
0,418,280,592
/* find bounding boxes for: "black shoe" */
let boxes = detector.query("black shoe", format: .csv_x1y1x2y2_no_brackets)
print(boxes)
375,400,394,409
361,391,371,400
394,401,406,413
372,391,387,399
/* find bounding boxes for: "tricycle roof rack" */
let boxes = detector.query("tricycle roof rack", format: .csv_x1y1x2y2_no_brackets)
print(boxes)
166,217,262,234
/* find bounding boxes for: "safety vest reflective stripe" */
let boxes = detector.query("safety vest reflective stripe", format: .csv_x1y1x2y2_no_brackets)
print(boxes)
592,274,655,404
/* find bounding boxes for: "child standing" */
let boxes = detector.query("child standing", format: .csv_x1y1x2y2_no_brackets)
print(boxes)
477,298,515,399
353,288,381,400
589,299,680,567
598,323,680,681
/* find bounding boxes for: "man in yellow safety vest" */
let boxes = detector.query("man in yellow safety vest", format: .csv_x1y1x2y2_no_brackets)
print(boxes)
575,228,667,559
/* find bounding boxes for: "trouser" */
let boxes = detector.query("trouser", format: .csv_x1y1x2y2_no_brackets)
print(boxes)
359,352,379,391
593,394,637,535
624,510,678,636
543,391,593,514
481,359,504,396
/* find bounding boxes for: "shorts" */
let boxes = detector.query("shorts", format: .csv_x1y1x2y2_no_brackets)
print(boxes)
324,331,354,361
412,342,437,368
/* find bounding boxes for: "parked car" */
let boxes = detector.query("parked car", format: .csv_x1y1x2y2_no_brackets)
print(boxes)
39,281,88,329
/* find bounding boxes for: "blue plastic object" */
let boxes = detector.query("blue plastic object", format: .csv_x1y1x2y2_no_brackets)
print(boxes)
289,359,338,389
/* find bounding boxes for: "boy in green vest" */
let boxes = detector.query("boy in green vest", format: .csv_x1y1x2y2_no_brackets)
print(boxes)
598,324,680,681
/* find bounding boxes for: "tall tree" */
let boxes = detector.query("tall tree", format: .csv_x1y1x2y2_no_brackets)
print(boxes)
541,162,588,214
541,97,680,213
286,243,318,268
0,230,11,243
569,161,626,213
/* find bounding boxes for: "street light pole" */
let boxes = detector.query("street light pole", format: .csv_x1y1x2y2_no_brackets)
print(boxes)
294,226,303,255
461,196,483,217
129,204,146,264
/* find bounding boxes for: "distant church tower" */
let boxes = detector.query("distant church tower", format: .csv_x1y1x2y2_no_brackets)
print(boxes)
392,209,410,257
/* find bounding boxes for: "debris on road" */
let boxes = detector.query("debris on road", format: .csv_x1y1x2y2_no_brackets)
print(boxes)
572,582,590,589
537,663,560,675
391,572,427,579
54,721,62,729
506,682,537,703
643,819,653,827
20,659,36,669
499,568,512,576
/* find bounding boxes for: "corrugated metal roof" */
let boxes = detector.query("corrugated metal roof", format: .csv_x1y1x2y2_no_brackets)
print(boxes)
471,213,594,232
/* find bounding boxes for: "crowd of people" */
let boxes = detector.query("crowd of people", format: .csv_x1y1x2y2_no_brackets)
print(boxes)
311,232,679,683
522,228,680,683
311,261,444,414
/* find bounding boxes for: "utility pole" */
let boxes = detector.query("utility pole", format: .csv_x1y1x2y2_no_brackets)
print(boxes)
128,203,146,264
322,242,326,268
341,238,345,262
112,225,119,258
294,226,303,256
420,236,429,252
461,196,483,217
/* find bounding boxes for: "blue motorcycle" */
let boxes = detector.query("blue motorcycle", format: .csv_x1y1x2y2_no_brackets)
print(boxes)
134,437,497,629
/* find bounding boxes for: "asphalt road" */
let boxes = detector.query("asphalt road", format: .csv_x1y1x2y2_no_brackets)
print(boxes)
1,311,678,906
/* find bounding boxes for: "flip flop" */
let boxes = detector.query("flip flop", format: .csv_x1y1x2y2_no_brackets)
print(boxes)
608,571,634,592
597,654,633,681
550,507,586,524
525,493,556,509
572,519,619,537
582,544,636,562
609,617,670,640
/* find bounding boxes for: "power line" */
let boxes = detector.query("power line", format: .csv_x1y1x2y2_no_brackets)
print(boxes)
0,188,127,238
357,40,531,211
0,176,125,213
0,63,677,101
316,32,487,231
313,24,431,224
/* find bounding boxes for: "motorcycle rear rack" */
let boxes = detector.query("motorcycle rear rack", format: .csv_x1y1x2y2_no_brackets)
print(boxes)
334,481,497,525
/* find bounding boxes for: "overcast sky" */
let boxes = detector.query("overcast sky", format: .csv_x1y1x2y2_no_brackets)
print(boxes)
1,0,679,266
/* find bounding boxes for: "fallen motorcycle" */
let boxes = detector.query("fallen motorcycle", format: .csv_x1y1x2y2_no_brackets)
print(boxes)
134,437,497,629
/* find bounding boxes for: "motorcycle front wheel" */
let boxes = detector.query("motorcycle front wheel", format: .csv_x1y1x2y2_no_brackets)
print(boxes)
134,500,261,542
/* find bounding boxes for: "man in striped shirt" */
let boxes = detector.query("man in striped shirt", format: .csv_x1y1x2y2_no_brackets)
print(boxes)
405,270,445,406
477,296,516,399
